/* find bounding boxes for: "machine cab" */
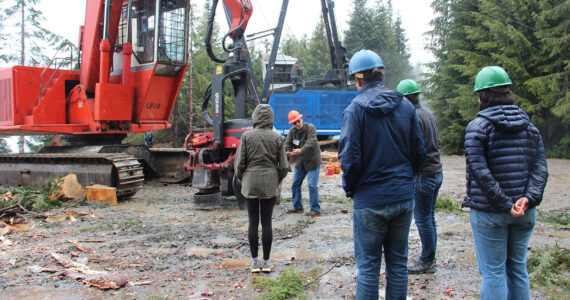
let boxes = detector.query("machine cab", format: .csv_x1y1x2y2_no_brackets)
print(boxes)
114,0,189,75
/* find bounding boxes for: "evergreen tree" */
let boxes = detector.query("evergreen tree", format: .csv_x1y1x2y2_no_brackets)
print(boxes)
1,0,69,66
0,0,8,64
423,0,480,154
0,0,73,152
425,0,569,157
281,21,331,81
343,0,413,88
0,138,9,154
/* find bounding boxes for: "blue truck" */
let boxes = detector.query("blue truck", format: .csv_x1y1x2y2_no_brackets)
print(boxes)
269,89,357,137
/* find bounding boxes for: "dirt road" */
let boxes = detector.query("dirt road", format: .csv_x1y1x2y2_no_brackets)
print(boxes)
0,156,568,299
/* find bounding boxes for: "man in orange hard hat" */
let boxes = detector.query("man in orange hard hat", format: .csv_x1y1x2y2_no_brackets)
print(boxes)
285,110,322,216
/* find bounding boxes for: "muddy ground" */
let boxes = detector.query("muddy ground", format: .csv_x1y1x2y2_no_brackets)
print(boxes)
0,155,568,300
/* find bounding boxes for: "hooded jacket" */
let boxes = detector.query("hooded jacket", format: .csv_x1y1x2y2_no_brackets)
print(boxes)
235,104,289,198
463,104,548,213
339,81,426,209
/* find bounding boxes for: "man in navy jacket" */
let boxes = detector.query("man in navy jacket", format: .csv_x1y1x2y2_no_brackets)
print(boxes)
339,49,426,300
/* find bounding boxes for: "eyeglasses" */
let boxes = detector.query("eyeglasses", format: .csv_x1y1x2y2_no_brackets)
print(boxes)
292,120,301,126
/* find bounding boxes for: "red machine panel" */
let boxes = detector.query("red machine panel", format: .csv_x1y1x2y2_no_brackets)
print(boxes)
94,83,133,121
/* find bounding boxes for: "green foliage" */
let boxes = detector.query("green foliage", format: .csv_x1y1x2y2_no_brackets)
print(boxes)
0,138,10,153
426,0,570,157
123,133,145,146
538,211,569,229
280,23,331,82
252,266,319,300
298,218,316,226
435,196,463,213
1,0,72,66
343,0,415,88
320,196,352,204
527,245,569,294
0,178,62,212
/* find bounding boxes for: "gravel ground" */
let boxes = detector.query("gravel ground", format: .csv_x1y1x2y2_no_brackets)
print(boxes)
0,155,568,299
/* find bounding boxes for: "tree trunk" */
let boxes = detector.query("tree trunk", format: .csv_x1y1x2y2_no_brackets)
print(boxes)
20,1,25,65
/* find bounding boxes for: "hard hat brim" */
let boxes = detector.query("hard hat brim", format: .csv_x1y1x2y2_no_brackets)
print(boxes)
289,114,303,124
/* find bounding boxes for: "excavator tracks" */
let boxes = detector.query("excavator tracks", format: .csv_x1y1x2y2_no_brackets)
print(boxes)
0,153,144,197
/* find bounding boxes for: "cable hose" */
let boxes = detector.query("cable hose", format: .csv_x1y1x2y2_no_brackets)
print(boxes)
201,83,214,126
222,6,247,53
205,0,225,63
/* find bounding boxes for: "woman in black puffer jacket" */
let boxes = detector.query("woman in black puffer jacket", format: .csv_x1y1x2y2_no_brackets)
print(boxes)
463,66,548,300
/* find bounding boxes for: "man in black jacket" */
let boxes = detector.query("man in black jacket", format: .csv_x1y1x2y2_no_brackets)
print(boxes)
397,79,443,274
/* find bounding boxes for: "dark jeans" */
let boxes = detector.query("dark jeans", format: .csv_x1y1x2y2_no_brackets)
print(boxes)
413,172,443,264
246,197,276,260
353,199,414,300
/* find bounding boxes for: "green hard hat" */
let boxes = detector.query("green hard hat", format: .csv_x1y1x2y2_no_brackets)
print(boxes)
473,66,512,92
396,79,421,95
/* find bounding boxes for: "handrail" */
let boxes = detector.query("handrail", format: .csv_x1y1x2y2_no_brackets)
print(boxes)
38,42,80,102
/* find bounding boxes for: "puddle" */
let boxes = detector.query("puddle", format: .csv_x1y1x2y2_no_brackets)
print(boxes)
186,247,222,257
220,258,251,268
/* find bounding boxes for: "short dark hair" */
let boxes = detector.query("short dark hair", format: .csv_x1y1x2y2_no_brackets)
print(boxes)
354,67,384,84
478,87,516,111
405,93,420,104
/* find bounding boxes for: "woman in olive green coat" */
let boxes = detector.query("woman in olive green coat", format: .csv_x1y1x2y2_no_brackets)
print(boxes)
235,104,289,273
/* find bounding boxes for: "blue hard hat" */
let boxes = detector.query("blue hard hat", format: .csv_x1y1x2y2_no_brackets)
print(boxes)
348,49,384,76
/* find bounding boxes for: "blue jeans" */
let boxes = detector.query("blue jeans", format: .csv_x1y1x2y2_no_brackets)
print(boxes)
413,172,443,264
470,208,536,300
353,199,414,300
291,165,320,213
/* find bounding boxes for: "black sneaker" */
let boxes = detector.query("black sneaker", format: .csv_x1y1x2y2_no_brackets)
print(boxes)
408,261,436,274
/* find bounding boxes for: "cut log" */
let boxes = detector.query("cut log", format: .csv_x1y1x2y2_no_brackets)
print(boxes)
86,185,117,205
321,151,339,162
50,174,86,200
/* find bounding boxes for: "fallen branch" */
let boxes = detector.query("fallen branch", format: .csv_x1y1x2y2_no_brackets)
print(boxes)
29,252,128,290
303,257,343,288
17,203,48,219
128,280,154,286
0,201,48,219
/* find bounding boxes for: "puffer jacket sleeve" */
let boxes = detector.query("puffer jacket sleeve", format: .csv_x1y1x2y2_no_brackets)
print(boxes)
524,125,549,207
339,104,362,198
234,134,248,180
464,120,513,213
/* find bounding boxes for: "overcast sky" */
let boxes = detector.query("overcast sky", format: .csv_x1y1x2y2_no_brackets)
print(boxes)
6,0,435,151
37,0,435,65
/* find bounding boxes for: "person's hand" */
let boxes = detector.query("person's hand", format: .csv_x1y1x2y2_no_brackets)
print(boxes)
514,197,529,212
286,151,292,157
292,149,302,156
510,204,524,217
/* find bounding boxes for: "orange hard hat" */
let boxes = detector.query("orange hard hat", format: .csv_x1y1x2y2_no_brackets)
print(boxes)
288,110,302,124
